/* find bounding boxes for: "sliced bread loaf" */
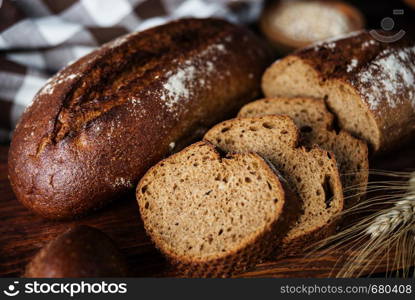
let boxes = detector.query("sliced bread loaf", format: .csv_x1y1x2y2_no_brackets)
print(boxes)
137,141,300,277
262,31,415,153
239,97,369,208
204,115,344,257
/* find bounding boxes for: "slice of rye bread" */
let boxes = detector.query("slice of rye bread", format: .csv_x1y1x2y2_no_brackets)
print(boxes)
137,141,301,277
204,115,344,257
238,97,369,208
261,31,415,153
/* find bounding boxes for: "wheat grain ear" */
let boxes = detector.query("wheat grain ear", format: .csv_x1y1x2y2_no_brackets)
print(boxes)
307,171,415,278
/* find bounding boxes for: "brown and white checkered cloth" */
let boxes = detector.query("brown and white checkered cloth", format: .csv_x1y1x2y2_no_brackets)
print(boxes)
0,0,263,143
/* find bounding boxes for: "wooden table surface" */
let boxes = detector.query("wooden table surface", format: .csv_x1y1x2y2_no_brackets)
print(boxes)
1,140,415,278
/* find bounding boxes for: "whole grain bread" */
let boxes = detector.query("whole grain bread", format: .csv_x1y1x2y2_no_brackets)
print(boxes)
262,30,415,153
239,97,369,208
25,225,128,277
8,18,272,219
137,141,300,277
204,115,344,257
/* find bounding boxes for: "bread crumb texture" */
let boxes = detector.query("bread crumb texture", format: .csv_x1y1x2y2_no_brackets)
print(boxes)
355,46,415,110
137,141,292,276
138,142,284,259
204,115,343,247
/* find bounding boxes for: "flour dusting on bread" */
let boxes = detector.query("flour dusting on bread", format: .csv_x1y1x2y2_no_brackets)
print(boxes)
307,30,362,51
161,43,227,110
8,18,271,219
113,177,133,188
347,58,358,72
355,46,415,110
262,30,415,152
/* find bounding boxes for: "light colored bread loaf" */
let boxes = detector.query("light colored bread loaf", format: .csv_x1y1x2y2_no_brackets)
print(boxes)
239,97,369,208
262,30,415,153
137,141,300,277
204,115,344,257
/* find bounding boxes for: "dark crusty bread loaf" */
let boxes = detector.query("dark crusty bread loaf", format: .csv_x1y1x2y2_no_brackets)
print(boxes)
262,30,415,153
8,18,272,219
25,225,128,277
137,141,300,277
204,115,343,257
239,97,369,208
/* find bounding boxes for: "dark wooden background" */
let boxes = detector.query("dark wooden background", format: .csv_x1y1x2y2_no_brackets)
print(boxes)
1,138,414,277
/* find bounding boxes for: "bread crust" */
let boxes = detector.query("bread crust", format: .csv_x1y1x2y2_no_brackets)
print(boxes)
137,141,301,277
8,18,272,219
273,218,338,259
24,225,128,277
262,31,415,153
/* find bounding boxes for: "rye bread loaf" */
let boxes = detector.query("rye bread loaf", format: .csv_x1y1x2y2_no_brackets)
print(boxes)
25,225,128,277
137,141,300,277
239,97,369,208
204,115,344,257
262,30,415,153
8,18,272,219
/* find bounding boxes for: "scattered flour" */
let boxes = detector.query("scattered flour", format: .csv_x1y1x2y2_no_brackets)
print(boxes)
326,42,336,49
161,62,196,109
206,61,215,72
113,177,133,188
130,97,141,105
361,39,376,49
306,30,363,51
199,43,226,57
160,43,227,111
40,72,79,96
347,58,358,72
355,46,415,110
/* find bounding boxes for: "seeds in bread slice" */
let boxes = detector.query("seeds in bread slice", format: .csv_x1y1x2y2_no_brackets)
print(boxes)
137,141,300,277
204,115,344,257
239,97,369,208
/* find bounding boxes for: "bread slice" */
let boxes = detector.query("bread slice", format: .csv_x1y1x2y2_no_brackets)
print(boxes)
204,115,344,257
262,30,415,153
239,97,369,208
137,141,300,277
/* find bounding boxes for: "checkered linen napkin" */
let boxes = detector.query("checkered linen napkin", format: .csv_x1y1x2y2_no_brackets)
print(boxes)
0,0,263,143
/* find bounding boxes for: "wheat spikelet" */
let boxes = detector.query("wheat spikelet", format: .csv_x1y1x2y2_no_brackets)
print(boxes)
366,173,415,238
308,171,415,277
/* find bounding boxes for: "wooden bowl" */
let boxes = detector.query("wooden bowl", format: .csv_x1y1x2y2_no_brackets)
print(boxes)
260,0,365,54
